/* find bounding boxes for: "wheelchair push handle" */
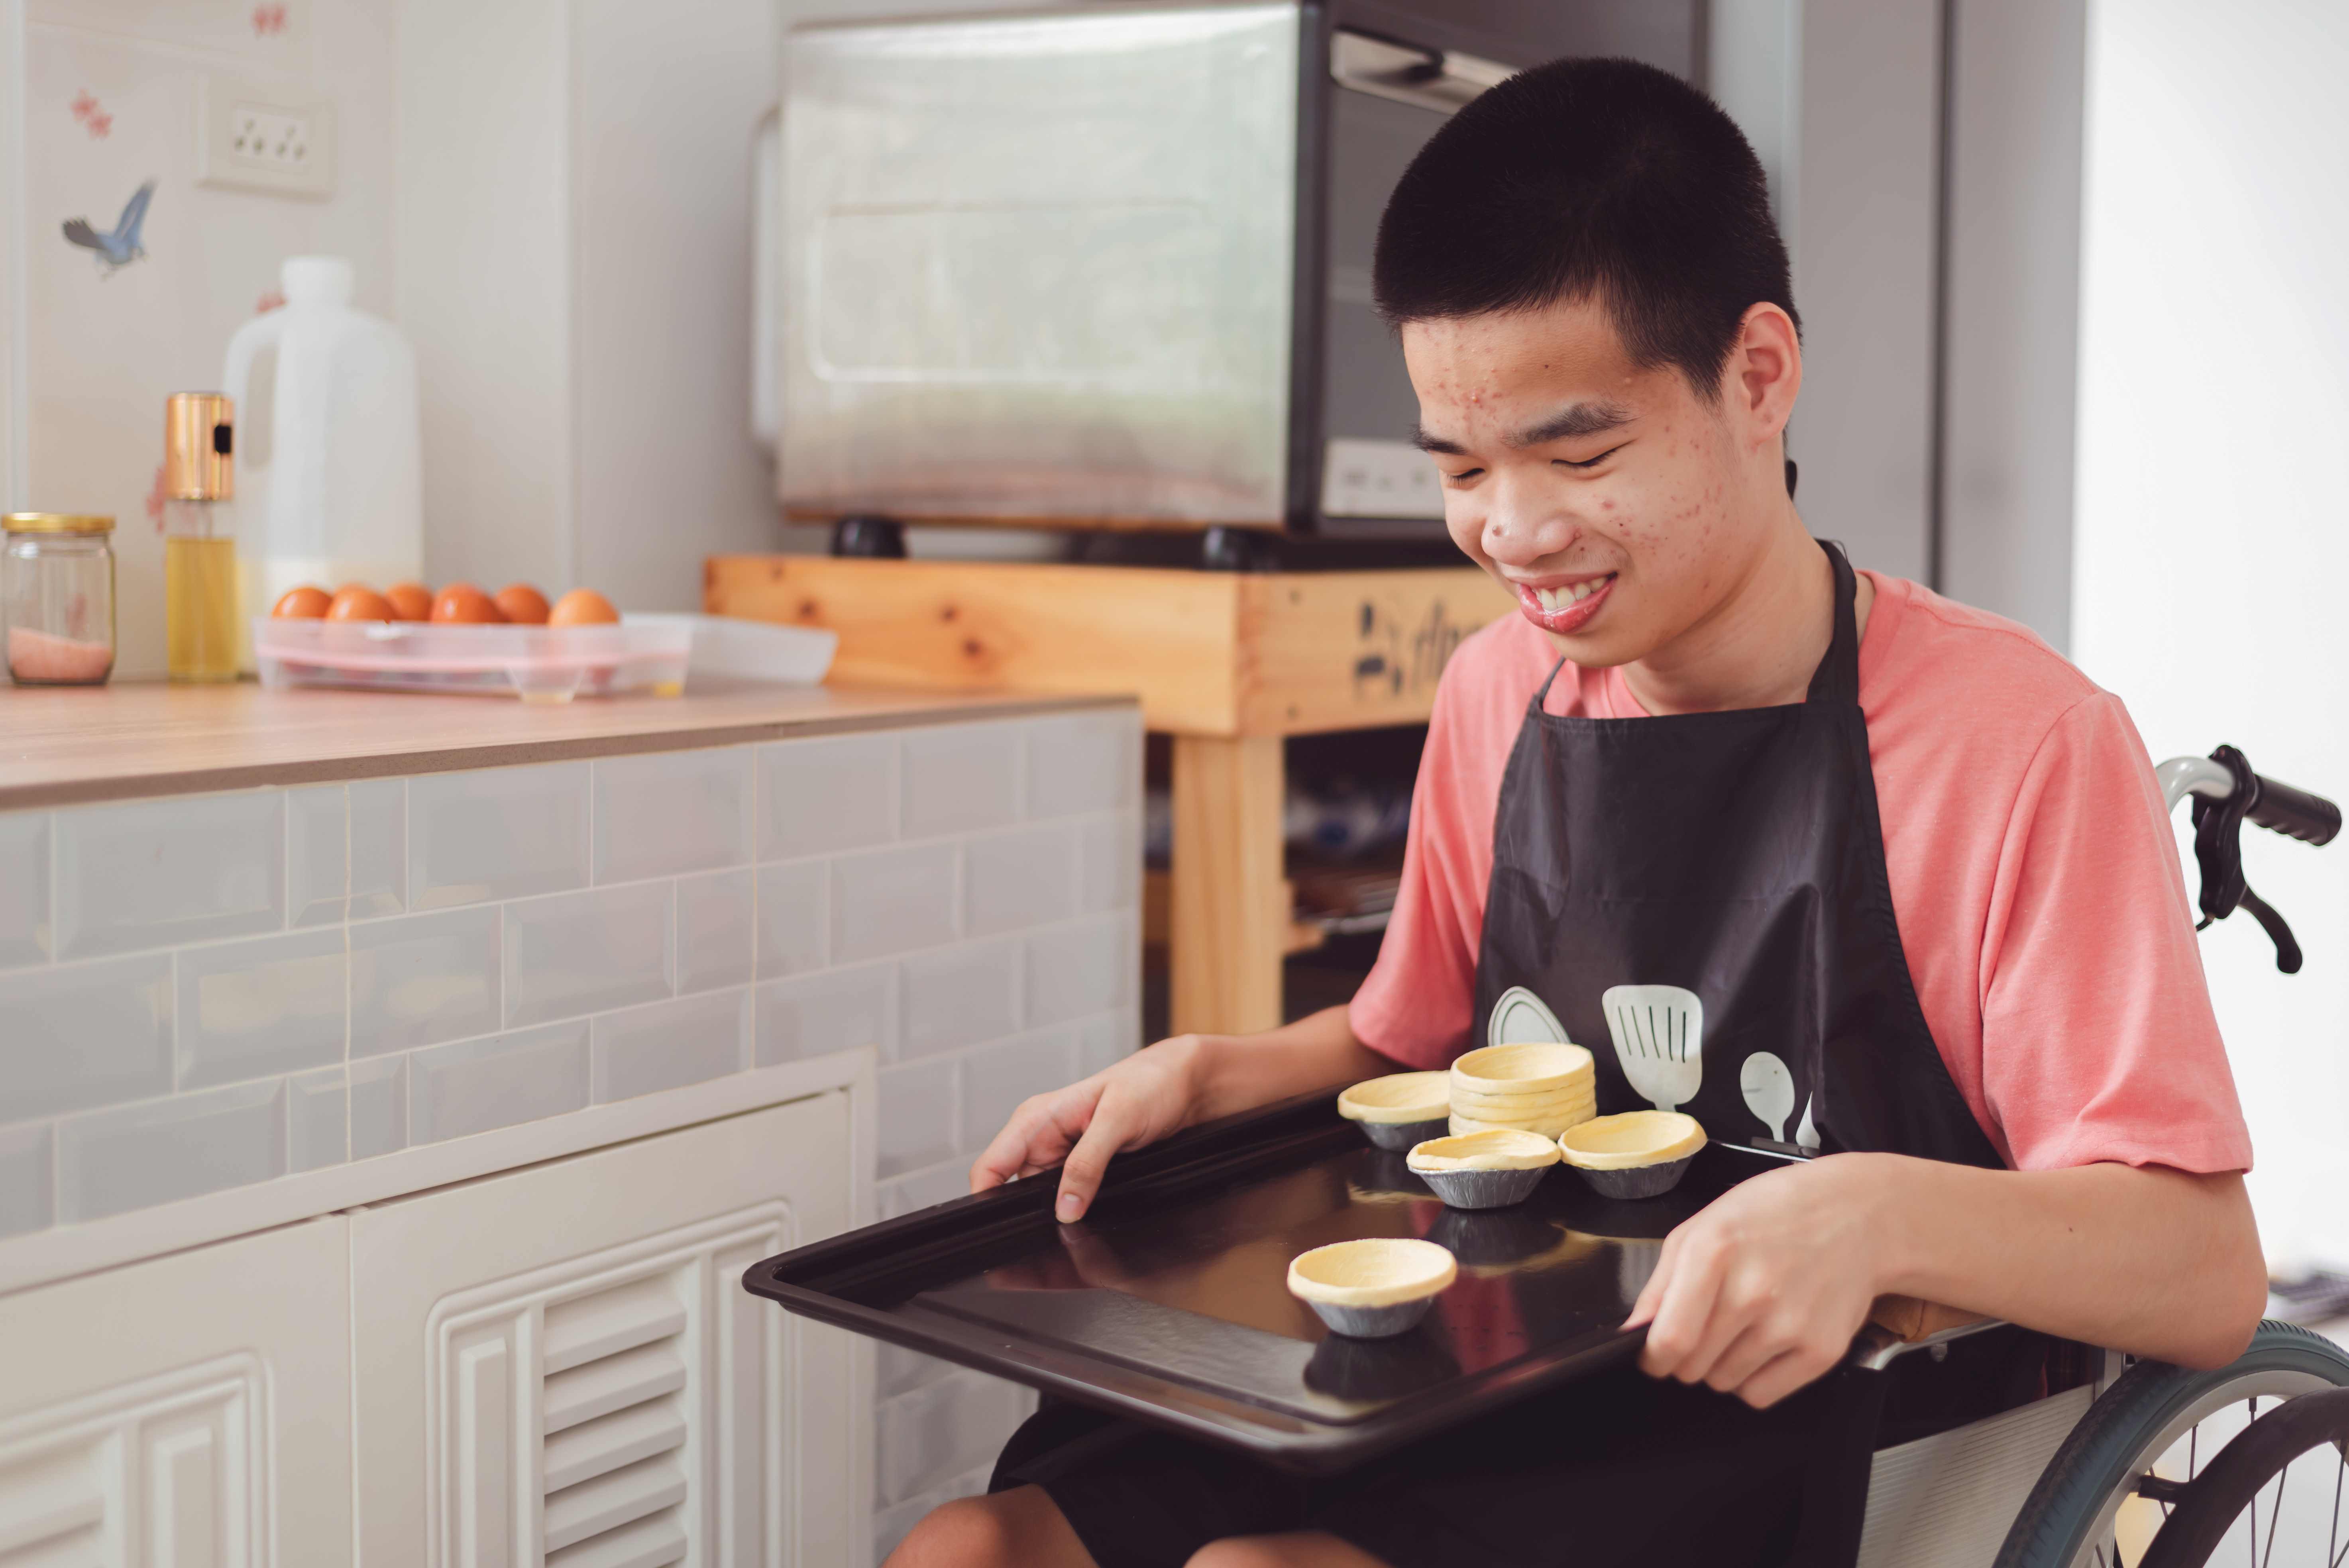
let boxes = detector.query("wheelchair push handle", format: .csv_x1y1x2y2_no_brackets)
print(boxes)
2157,745,2339,974
2243,771,2341,845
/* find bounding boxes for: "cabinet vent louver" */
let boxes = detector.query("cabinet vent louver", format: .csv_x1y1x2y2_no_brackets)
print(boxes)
543,1275,691,1565
426,1203,791,1567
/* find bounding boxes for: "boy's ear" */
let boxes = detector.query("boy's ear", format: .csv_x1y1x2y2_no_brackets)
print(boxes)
1731,302,1802,444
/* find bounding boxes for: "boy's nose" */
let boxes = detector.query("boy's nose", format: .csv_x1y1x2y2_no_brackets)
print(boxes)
1481,507,1580,568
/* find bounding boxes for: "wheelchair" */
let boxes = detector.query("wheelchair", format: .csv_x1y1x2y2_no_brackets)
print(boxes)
1824,747,2347,1568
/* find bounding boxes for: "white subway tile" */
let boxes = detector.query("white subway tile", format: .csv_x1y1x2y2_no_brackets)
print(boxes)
408,761,589,910
594,746,751,883
504,881,674,1026
0,1123,53,1239
286,785,347,928
350,906,501,1057
0,954,173,1122
1023,711,1141,819
677,868,754,993
756,964,895,1066
756,860,827,977
878,1058,958,1179
591,989,751,1103
900,939,1019,1060
349,1055,408,1161
1024,916,1136,1026
56,1079,287,1223
877,1372,1033,1506
408,1021,590,1145
831,844,957,963
759,733,897,860
1076,1008,1143,1077
174,928,346,1090
879,1160,974,1221
0,812,51,967
286,1066,348,1173
55,790,283,958
348,778,406,919
878,1339,960,1399
901,725,1020,838
964,825,1078,937
1075,810,1143,915
959,1028,1078,1151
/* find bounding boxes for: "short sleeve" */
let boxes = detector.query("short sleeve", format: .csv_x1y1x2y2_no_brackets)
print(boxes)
1978,692,2254,1173
1346,669,1492,1069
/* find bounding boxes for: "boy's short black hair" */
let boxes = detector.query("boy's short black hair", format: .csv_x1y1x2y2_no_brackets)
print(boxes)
1373,56,1798,400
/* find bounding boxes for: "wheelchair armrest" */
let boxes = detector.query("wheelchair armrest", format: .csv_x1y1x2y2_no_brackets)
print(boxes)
1850,1294,2005,1370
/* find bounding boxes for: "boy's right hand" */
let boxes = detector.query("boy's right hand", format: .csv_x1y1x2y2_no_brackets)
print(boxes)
970,1034,1212,1223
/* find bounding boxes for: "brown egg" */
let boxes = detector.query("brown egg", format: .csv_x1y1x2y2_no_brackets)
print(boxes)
384,581,434,622
430,583,506,624
271,585,332,619
548,588,620,626
326,587,396,622
493,583,551,625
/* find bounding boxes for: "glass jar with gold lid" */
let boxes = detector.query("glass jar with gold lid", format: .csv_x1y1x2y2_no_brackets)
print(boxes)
4,512,116,685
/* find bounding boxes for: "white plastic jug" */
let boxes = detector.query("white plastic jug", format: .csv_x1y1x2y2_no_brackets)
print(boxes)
222,256,422,638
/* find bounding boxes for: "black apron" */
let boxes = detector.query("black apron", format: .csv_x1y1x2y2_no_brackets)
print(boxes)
1471,541,2001,1168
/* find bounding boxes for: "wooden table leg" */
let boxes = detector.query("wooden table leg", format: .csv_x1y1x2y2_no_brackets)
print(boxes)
1170,733,1286,1037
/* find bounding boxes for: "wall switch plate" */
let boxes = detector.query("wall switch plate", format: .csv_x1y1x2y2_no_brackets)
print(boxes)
196,75,336,200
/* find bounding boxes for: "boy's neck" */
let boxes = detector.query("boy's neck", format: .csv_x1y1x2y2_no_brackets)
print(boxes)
1615,506,1870,716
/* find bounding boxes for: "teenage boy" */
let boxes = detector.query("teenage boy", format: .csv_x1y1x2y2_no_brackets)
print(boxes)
888,56,2266,1568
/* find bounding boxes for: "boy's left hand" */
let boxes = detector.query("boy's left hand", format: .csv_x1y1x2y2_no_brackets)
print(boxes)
1623,1152,1893,1409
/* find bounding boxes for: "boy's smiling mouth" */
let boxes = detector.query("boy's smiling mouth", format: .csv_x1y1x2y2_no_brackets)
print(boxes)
1511,571,1617,635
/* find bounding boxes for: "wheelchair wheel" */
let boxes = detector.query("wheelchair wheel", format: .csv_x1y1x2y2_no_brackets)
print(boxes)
1995,1321,2349,1568
2134,1386,2349,1566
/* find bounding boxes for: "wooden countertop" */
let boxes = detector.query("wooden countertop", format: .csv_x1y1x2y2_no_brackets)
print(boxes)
0,680,1129,810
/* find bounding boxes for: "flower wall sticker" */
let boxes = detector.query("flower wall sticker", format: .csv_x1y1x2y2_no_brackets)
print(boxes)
253,4,289,36
70,92,112,140
62,181,155,277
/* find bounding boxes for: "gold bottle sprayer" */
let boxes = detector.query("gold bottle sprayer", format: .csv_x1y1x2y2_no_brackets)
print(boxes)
163,392,238,683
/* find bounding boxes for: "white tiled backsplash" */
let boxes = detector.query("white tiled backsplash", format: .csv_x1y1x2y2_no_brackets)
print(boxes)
1,707,1139,1555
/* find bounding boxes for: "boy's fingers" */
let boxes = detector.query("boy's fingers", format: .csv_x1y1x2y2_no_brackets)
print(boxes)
1055,1093,1141,1222
1637,1236,1727,1380
1734,1345,1832,1411
1623,1244,1675,1329
971,1085,1097,1191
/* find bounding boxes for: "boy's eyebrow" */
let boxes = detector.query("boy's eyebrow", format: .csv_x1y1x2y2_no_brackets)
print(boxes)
1410,400,1636,456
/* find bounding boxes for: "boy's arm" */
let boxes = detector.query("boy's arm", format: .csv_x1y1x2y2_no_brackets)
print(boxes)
1626,1152,2268,1409
970,1005,1393,1221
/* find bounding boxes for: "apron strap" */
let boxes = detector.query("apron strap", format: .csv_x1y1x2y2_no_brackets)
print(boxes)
1527,654,1572,718
1804,540,1862,705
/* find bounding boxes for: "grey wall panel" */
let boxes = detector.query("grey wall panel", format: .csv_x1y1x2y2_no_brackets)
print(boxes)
1938,0,2086,650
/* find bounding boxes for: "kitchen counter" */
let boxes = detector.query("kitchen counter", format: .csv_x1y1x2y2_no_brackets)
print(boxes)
0,678,1112,809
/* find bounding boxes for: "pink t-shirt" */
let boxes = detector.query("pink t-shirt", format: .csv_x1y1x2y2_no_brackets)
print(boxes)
1349,571,2253,1174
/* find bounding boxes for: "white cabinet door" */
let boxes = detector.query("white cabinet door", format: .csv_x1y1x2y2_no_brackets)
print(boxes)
0,1215,353,1567
351,1093,862,1568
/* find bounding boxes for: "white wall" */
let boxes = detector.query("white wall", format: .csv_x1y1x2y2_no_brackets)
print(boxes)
2074,0,2349,1268
10,0,399,678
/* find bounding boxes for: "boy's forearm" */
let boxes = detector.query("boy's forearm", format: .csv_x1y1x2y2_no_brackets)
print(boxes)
1866,1155,2267,1369
1191,1005,1396,1122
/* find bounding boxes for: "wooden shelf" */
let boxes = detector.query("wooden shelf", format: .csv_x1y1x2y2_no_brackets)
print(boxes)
708,554,1509,1034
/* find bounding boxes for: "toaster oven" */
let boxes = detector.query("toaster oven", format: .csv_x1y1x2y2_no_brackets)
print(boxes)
774,0,1700,546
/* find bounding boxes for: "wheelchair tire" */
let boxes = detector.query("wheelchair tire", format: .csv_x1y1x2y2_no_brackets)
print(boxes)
1993,1321,2349,1568
2133,1385,2349,1566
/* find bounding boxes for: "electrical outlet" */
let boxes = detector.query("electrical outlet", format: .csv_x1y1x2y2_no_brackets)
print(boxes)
1321,438,1447,520
196,75,335,199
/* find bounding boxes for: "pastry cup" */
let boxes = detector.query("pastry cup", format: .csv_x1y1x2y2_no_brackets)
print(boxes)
1448,1103,1596,1140
1557,1111,1708,1199
1448,1079,1595,1117
1288,1237,1457,1338
1450,1042,1596,1097
1406,1129,1561,1209
1336,1071,1452,1151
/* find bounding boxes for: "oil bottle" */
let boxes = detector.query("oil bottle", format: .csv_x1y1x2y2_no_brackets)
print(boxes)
163,392,238,683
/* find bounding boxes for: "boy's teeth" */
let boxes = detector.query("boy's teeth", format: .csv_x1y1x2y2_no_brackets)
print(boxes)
1532,575,1612,613
1536,587,1561,610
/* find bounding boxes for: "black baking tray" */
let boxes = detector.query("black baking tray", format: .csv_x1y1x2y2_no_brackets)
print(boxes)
742,1088,1775,1472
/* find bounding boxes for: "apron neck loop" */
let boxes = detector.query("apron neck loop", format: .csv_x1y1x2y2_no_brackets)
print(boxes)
1803,540,1862,705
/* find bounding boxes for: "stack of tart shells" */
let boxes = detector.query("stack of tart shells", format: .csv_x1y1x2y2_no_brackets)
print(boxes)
1446,1043,1598,1139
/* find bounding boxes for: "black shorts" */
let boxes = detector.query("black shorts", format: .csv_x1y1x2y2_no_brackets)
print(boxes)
990,1362,1832,1568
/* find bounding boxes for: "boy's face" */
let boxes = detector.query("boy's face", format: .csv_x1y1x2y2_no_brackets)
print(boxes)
1401,295,1780,667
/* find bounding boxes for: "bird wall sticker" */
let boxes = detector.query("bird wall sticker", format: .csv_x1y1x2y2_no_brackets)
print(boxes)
63,181,155,276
